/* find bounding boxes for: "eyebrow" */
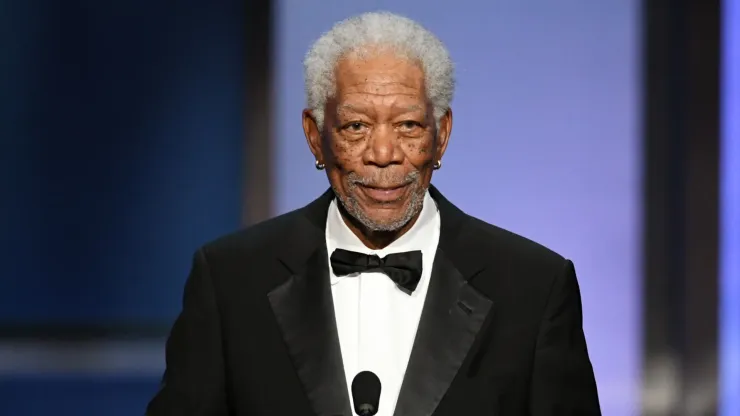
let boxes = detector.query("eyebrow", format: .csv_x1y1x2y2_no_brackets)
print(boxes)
397,104,423,112
337,104,423,116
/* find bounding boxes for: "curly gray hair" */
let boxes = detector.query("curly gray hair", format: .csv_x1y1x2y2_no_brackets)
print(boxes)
303,11,455,130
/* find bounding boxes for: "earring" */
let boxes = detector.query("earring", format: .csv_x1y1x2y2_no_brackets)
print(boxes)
315,159,325,170
433,160,442,170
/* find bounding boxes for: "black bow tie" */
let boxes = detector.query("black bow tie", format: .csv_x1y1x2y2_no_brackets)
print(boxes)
329,248,423,295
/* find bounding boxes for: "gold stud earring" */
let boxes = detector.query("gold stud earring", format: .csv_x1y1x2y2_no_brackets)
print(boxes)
433,160,442,170
315,160,325,170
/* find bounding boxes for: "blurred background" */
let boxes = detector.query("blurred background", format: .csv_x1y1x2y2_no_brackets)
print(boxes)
0,0,737,415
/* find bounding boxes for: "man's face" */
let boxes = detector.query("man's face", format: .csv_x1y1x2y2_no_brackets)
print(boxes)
303,50,452,232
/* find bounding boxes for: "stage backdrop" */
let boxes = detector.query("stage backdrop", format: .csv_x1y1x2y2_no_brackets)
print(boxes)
273,1,642,414
0,0,244,328
0,2,245,415
720,0,740,414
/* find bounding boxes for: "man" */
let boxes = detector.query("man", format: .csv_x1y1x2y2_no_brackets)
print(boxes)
147,11,601,416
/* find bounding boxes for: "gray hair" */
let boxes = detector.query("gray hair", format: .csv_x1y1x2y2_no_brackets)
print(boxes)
303,11,455,130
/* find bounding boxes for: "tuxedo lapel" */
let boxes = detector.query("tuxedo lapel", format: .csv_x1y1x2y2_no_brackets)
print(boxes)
393,186,494,416
393,252,493,416
267,190,352,416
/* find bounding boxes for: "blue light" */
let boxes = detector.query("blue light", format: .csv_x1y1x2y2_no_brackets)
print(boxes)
720,1,740,415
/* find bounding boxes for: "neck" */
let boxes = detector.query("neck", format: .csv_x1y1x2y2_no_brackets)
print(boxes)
337,203,421,250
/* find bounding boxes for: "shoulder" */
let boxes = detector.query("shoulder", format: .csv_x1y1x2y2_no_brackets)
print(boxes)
185,206,320,298
432,186,567,277
467,215,565,266
195,207,308,271
198,189,333,263
458,214,570,291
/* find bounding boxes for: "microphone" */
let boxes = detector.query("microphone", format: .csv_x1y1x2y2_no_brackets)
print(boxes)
351,371,381,416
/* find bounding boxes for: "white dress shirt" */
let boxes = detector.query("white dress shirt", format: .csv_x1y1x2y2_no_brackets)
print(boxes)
326,191,441,416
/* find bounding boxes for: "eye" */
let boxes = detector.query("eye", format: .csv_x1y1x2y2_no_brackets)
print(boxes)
398,120,423,133
342,122,368,134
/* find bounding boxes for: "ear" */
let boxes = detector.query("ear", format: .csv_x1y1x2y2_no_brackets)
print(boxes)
302,109,324,163
435,108,453,161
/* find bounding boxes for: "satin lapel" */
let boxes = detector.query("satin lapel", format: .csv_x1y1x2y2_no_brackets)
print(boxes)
268,245,352,416
393,248,493,416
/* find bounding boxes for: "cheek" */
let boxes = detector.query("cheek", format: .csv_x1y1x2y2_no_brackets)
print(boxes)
402,138,435,164
326,169,345,191
328,136,365,169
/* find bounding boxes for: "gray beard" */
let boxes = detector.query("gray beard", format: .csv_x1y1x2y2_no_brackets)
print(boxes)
334,171,426,232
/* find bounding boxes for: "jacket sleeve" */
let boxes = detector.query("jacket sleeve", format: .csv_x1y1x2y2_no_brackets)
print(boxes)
529,259,601,415
147,248,229,416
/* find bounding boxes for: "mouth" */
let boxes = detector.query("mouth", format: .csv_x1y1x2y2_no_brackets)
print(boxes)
357,183,411,203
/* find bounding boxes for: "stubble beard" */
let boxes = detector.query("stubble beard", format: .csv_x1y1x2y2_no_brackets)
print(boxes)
334,170,426,232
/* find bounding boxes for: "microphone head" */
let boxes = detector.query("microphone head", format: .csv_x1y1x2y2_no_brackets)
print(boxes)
351,371,381,416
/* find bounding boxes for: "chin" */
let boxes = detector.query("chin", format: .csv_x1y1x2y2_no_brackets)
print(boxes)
363,218,410,233
354,205,418,233
337,185,424,232
367,213,406,225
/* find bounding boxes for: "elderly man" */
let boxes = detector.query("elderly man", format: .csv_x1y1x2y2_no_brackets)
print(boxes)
147,11,601,416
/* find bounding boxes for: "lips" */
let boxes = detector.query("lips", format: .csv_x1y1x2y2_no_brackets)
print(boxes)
358,183,410,202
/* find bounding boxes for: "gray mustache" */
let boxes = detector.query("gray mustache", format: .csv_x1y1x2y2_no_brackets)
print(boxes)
347,171,420,188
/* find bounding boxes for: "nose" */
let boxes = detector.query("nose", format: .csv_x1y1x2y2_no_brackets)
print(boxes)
363,124,404,167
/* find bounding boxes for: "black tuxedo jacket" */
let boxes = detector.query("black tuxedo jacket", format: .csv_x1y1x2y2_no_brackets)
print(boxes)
147,186,601,415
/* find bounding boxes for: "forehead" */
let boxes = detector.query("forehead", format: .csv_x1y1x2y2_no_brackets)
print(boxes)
333,51,427,103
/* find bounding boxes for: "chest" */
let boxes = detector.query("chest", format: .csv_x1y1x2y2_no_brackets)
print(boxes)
330,268,432,415
221,303,538,416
